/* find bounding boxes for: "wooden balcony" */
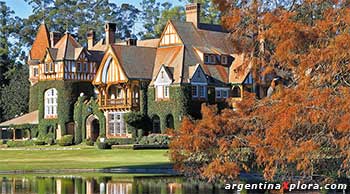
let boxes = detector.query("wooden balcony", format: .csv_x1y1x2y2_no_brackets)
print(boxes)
99,98,140,111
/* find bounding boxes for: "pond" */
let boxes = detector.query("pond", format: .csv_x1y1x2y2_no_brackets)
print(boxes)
0,174,237,194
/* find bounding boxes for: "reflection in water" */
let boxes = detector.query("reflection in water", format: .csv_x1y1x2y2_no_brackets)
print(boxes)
0,175,235,194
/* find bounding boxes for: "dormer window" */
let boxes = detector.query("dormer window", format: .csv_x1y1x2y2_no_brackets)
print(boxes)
77,62,82,72
221,55,228,65
33,67,39,77
210,55,216,64
204,54,217,64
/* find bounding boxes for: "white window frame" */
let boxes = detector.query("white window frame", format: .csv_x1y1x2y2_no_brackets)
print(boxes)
204,54,210,64
210,55,216,64
44,88,58,118
108,112,126,136
192,84,207,99
215,87,230,99
156,85,170,99
33,67,39,77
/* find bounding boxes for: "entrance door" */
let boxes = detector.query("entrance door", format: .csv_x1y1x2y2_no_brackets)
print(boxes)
91,119,100,141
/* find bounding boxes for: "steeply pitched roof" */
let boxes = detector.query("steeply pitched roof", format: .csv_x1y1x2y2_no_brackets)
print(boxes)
0,110,39,128
111,45,157,80
52,33,83,60
152,20,233,85
229,54,252,84
29,23,50,61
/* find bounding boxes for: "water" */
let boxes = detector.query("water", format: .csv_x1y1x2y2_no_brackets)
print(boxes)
0,174,234,194
1,174,346,194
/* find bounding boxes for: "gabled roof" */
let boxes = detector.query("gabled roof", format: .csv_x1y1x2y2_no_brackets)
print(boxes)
0,110,39,128
110,45,157,80
29,23,50,61
152,20,233,85
229,54,252,84
52,33,83,60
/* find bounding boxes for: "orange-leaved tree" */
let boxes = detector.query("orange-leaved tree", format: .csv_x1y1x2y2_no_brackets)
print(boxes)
170,0,350,183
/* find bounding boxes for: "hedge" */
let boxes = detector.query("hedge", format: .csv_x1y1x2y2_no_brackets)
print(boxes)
6,140,34,147
137,134,170,145
105,138,134,145
57,135,73,146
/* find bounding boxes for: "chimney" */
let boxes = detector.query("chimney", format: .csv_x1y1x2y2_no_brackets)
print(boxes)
50,32,62,47
186,3,200,28
126,38,137,46
87,30,95,49
105,22,116,45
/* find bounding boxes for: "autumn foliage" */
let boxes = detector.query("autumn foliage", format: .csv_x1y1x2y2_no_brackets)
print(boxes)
170,0,350,183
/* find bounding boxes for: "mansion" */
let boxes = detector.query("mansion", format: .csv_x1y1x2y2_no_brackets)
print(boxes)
0,3,271,142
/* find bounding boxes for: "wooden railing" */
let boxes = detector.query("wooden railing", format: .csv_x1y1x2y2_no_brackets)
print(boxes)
99,98,140,110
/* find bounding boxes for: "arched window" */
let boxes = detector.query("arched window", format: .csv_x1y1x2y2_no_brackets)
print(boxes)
165,114,174,129
232,86,241,98
133,86,140,104
44,88,58,118
152,115,161,134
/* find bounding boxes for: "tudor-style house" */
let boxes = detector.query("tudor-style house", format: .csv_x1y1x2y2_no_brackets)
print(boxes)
0,3,272,142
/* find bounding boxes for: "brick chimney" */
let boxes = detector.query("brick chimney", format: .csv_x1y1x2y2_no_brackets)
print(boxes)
186,3,200,28
50,32,62,47
87,30,95,49
105,22,116,45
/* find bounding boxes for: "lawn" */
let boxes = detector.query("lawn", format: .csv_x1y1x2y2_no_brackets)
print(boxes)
0,146,171,172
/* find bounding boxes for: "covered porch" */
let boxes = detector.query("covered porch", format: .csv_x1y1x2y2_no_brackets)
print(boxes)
0,110,39,140
97,81,141,111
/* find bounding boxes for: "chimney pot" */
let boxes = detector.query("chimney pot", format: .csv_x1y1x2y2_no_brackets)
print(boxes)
186,3,200,28
50,32,62,47
87,30,95,49
105,22,117,45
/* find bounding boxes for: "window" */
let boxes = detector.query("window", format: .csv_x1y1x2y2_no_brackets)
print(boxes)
83,62,88,72
210,55,216,64
77,62,82,72
198,86,206,97
221,55,228,65
71,62,76,72
232,86,242,98
204,55,210,63
49,63,54,72
33,67,39,77
44,63,49,73
44,88,58,118
192,86,198,97
216,88,230,99
156,85,170,99
216,90,221,98
164,86,169,98
108,113,126,136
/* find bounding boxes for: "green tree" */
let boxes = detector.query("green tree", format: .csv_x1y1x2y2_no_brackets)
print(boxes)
0,65,30,121
140,0,185,39
21,0,140,47
182,0,220,24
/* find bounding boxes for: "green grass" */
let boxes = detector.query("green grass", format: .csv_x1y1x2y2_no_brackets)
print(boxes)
0,146,171,171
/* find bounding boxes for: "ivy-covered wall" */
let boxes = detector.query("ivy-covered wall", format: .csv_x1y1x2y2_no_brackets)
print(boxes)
32,80,94,139
147,85,192,132
29,84,39,112
74,96,106,144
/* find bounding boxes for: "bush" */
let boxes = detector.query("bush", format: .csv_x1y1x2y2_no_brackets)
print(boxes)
0,140,4,145
106,138,134,145
57,135,73,146
33,140,46,145
6,140,34,147
96,141,111,149
85,138,94,146
137,134,170,145
45,137,55,145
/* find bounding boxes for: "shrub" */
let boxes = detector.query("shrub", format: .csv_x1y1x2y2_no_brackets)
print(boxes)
33,140,46,145
45,137,55,145
137,134,170,145
85,138,94,146
96,141,110,149
106,138,134,145
0,140,4,145
57,135,73,146
6,140,34,147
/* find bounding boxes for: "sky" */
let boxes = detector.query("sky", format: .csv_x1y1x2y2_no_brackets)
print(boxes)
4,0,184,19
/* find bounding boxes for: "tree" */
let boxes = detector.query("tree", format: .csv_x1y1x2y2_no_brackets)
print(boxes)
0,65,30,121
21,0,140,47
181,0,221,24
171,0,350,184
140,0,185,39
